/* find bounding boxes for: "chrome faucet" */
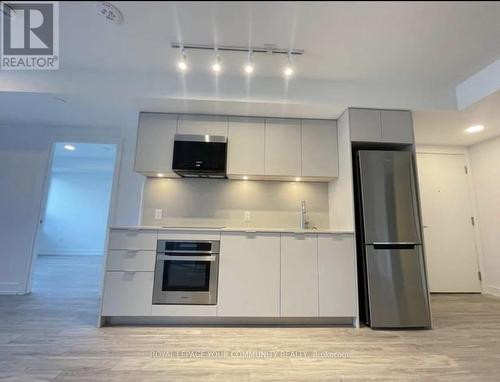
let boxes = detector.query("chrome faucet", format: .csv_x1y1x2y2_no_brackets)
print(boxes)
300,200,310,229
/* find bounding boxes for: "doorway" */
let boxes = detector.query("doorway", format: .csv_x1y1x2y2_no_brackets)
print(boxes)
30,142,118,295
416,151,481,293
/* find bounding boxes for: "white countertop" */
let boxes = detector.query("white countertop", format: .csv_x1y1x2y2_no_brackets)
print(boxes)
109,225,354,234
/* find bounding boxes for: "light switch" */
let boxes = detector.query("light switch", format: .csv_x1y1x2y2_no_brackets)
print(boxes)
244,211,251,222
154,209,162,220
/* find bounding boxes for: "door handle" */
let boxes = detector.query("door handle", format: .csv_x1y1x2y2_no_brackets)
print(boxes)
157,255,217,262
372,243,417,250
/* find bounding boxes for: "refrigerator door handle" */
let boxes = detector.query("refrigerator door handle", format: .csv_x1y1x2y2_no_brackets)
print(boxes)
372,242,418,250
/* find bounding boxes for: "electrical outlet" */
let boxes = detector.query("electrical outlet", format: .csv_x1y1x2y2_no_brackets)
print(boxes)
154,209,162,220
244,211,251,222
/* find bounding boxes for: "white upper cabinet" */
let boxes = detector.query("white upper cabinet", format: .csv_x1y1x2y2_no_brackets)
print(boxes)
227,117,265,177
134,113,178,176
317,234,357,317
265,118,302,177
217,232,281,317
301,119,339,178
381,110,414,144
177,114,228,136
349,108,414,144
134,113,339,181
349,108,382,142
280,234,319,317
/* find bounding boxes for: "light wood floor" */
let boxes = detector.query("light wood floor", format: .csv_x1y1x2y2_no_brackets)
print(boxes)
1,255,500,381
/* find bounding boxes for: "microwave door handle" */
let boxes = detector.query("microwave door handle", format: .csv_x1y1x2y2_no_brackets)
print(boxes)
157,255,217,262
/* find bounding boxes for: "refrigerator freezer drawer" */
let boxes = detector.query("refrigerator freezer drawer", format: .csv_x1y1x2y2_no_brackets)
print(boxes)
366,245,431,328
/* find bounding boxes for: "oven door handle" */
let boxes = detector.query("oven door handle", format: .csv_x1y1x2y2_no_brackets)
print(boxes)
157,250,216,254
156,255,218,262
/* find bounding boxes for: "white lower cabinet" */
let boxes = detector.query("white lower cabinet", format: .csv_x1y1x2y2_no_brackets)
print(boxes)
106,250,156,272
217,232,281,317
318,234,357,317
102,272,154,316
280,234,319,317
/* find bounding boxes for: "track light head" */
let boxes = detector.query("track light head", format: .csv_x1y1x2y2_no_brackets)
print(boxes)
212,50,221,73
284,51,293,77
177,48,188,71
244,50,254,74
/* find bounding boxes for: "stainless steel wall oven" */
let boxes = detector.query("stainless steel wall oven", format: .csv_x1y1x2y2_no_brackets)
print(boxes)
153,240,219,305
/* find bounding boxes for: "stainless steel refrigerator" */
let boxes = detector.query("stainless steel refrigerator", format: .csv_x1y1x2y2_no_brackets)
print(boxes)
355,150,431,328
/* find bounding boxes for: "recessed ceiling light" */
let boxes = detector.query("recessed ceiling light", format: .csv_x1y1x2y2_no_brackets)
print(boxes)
295,177,301,182
157,173,164,177
64,144,75,151
242,176,249,180
465,125,484,134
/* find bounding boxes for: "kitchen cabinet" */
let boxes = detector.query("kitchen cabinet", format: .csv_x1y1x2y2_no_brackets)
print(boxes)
381,110,414,144
177,114,228,136
280,233,319,317
349,108,414,144
134,113,178,176
349,108,382,142
264,119,302,177
108,229,157,251
227,117,265,178
318,234,357,317
106,250,156,272
217,232,281,317
301,119,338,178
134,113,340,181
101,271,154,316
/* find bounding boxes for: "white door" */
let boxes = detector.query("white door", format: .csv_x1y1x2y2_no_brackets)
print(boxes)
416,152,481,292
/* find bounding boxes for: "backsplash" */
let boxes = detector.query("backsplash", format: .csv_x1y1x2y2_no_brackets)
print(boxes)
141,178,329,229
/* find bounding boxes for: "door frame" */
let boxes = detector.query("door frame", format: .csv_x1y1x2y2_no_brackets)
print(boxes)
25,137,124,294
415,145,484,293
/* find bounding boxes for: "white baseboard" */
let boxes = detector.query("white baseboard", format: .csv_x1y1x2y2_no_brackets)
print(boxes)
484,285,500,297
38,249,104,256
0,282,25,295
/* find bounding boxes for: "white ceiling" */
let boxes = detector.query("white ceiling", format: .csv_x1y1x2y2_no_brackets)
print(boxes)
414,90,500,146
59,1,500,84
1,1,500,145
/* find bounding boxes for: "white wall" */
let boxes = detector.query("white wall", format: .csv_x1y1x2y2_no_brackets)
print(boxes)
0,122,143,294
470,136,500,296
38,166,115,256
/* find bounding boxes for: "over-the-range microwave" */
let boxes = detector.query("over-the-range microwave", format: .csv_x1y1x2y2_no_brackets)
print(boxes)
172,134,227,179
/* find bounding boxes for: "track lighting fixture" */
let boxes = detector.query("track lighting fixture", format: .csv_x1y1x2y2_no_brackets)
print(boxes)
171,43,303,77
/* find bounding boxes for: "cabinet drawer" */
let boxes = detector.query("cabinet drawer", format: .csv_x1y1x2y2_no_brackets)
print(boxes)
108,230,157,250
106,250,156,271
101,272,154,316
